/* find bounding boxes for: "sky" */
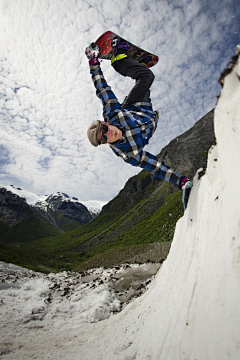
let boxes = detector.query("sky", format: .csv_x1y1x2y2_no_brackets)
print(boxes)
0,0,239,205
1,55,240,358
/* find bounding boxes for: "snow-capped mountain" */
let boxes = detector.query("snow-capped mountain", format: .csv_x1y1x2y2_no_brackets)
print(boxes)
33,192,93,230
0,186,102,238
0,187,61,241
0,185,104,216
35,192,100,218
0,184,47,205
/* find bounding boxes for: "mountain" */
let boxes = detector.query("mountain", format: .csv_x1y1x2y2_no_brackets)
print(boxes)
32,192,93,232
3,108,215,272
0,189,94,243
0,185,103,218
0,187,61,243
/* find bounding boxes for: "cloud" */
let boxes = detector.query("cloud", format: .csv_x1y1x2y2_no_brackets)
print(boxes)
0,0,239,202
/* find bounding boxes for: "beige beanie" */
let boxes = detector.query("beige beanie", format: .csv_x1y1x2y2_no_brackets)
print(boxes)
87,120,101,147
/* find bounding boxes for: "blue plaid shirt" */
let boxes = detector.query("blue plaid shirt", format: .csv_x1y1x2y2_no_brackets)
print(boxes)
90,64,183,189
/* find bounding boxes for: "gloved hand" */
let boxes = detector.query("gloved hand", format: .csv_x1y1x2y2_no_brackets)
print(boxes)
85,43,100,66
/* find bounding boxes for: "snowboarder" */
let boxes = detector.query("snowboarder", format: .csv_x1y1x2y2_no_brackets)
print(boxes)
85,40,193,209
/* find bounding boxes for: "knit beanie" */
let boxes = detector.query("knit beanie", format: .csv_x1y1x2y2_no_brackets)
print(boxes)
87,120,101,147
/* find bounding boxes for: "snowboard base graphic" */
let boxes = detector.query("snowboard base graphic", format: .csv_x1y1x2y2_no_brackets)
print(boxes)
94,31,158,68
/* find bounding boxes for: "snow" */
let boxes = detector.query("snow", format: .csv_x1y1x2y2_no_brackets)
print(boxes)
0,262,160,357
0,184,47,205
0,49,240,359
0,262,160,325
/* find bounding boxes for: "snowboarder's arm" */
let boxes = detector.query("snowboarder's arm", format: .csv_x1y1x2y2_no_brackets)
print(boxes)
85,42,122,118
112,146,181,188
90,64,122,116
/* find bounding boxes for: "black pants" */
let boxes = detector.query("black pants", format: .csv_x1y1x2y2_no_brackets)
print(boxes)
111,57,155,106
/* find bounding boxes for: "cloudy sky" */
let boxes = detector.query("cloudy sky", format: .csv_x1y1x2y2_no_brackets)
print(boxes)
0,0,239,205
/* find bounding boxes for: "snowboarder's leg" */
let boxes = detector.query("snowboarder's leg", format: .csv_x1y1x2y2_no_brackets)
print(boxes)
142,89,151,103
112,57,154,106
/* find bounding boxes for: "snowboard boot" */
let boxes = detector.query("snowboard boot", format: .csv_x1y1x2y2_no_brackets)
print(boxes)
180,177,193,210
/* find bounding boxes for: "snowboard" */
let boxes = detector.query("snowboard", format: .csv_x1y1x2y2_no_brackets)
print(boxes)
93,31,158,68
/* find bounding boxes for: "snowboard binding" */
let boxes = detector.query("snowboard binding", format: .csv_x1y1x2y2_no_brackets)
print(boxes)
111,36,130,56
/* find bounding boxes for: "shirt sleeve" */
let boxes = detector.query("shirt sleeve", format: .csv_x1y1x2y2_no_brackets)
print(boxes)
125,150,163,175
90,64,122,121
115,148,181,188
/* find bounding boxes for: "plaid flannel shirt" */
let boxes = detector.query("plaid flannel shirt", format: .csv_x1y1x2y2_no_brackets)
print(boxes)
90,64,183,189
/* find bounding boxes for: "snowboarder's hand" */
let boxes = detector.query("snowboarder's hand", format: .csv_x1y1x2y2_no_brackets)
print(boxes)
85,43,100,66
